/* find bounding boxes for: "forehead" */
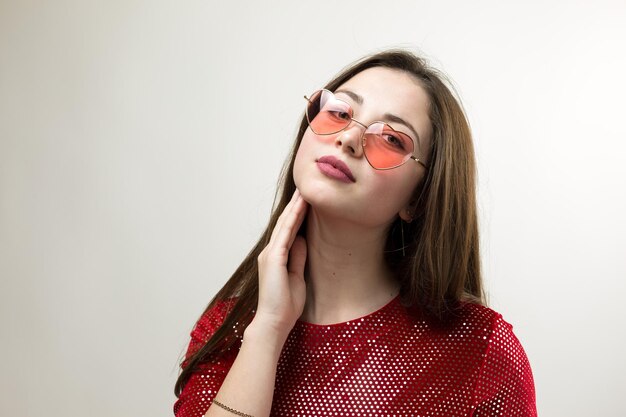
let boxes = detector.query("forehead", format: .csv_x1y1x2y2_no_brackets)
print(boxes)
336,67,432,149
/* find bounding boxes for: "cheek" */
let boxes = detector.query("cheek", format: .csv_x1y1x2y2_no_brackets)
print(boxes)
371,180,410,213
293,133,316,189
336,178,415,227
364,170,420,216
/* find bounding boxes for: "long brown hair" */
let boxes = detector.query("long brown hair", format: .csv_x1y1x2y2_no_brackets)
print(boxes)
175,49,485,397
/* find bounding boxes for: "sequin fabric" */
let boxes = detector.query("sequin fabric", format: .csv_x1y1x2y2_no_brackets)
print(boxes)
174,296,537,416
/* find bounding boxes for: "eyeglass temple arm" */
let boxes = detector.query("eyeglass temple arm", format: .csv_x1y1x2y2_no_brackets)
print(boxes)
411,156,428,169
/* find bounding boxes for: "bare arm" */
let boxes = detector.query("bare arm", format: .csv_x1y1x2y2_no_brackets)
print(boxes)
204,189,309,417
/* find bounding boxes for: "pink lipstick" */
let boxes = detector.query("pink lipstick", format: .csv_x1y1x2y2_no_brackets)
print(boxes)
316,155,356,183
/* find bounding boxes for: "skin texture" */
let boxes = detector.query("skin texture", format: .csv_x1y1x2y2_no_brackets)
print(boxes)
294,67,432,228
287,67,434,325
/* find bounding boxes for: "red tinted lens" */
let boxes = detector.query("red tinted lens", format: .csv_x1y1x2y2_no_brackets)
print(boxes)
363,123,415,169
307,90,353,134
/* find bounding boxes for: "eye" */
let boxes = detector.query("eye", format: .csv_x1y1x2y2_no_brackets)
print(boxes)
382,133,406,150
320,96,352,122
328,110,351,121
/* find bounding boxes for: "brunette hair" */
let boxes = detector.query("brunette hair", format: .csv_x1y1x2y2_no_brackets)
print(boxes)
175,49,485,397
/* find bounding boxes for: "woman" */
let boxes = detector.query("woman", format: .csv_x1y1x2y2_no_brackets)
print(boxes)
174,49,537,417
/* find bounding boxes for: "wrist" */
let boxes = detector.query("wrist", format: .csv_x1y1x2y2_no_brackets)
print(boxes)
243,318,291,351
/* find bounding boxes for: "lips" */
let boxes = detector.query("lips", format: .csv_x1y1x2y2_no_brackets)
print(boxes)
316,155,356,183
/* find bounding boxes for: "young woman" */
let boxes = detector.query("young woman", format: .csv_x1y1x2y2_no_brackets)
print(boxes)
173,50,537,417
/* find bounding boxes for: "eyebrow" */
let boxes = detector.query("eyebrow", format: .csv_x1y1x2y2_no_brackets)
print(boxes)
334,88,422,144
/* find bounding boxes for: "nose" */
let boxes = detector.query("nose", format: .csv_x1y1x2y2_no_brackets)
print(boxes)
335,122,365,157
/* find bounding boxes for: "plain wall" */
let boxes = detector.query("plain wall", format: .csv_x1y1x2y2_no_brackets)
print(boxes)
1,1,625,416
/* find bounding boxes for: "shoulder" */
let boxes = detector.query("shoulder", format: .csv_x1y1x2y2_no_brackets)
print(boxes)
453,302,529,362
181,297,239,368
411,301,531,368
461,304,537,415
191,297,238,344
455,301,503,324
455,301,504,327
400,299,519,339
407,301,505,339
456,302,528,356
399,299,526,358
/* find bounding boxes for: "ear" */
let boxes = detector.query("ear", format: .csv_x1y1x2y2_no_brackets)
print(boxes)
399,199,418,223
398,194,417,223
399,208,413,223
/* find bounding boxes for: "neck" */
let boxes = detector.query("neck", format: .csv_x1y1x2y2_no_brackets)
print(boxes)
299,208,400,325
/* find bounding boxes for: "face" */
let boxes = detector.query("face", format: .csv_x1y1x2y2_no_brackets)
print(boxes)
293,67,433,228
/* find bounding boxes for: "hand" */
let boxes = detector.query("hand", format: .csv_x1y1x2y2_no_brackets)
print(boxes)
253,188,309,338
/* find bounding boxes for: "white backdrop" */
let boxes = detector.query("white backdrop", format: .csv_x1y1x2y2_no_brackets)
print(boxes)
1,1,625,416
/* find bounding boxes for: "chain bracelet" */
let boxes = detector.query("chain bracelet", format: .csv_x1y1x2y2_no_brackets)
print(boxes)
212,398,255,417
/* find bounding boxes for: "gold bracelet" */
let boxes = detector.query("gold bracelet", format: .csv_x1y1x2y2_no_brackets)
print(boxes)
211,398,255,417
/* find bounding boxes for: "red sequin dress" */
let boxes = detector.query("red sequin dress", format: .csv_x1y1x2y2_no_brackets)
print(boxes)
174,295,537,416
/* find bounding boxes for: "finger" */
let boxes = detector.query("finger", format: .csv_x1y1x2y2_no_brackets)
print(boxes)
267,195,307,264
283,196,308,250
287,236,307,278
267,193,299,251
267,190,301,247
273,193,307,254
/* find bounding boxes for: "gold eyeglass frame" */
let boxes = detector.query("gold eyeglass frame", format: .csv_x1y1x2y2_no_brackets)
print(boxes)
303,89,428,170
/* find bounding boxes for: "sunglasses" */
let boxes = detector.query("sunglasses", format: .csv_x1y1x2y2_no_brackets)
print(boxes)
304,89,428,170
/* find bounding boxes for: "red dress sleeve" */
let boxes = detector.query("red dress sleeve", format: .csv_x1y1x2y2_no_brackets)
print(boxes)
472,313,537,416
173,300,239,417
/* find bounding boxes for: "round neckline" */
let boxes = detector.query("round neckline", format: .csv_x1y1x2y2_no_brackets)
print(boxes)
295,293,401,328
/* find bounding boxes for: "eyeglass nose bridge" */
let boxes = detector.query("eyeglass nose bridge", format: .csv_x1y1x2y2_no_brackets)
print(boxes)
348,118,369,130
338,117,380,152
336,118,371,151
342,119,389,149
